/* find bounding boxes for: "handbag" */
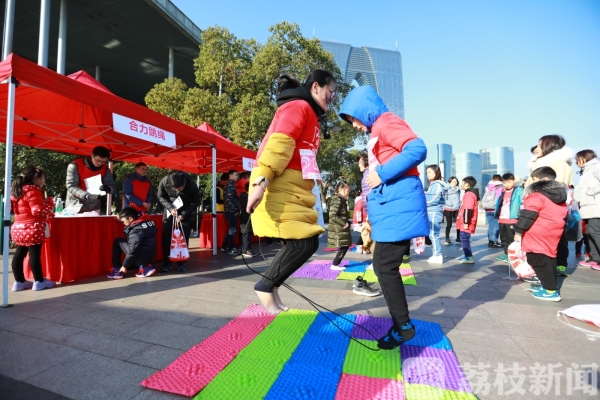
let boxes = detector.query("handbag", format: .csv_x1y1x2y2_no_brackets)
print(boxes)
169,220,190,262
412,237,425,255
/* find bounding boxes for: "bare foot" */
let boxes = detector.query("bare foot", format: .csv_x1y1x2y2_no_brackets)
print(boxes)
255,290,280,315
272,287,289,311
119,267,127,274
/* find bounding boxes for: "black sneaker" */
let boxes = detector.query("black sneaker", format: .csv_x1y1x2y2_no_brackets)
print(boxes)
523,275,541,284
444,240,452,245
177,266,186,272
220,247,228,253
242,250,258,257
377,322,416,350
161,266,172,273
352,277,381,297
455,238,461,244
228,248,242,256
491,242,503,248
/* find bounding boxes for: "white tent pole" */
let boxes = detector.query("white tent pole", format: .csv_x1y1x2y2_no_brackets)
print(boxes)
2,0,15,60
2,78,17,308
212,146,217,256
106,161,113,215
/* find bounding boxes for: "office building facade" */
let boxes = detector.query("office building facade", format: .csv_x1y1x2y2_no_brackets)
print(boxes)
480,147,515,184
452,152,482,190
320,40,405,119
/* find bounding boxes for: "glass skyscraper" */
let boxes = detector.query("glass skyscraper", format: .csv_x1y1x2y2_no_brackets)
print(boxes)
480,147,515,184
452,152,482,190
320,40,404,119
422,143,453,188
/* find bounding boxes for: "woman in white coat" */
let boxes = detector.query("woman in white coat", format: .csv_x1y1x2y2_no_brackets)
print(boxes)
575,149,600,270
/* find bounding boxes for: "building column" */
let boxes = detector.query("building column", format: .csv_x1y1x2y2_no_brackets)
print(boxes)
95,66,101,82
38,0,51,66
57,0,67,75
168,48,174,78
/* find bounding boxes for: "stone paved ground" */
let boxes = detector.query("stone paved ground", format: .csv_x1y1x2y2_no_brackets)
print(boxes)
1,227,599,399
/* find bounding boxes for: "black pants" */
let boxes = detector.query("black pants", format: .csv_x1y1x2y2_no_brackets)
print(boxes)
499,223,515,255
373,240,411,329
221,212,238,250
443,210,458,241
12,244,44,282
575,234,590,255
241,221,253,252
585,218,600,262
527,252,557,290
333,246,349,266
557,226,569,267
259,235,319,288
163,216,192,266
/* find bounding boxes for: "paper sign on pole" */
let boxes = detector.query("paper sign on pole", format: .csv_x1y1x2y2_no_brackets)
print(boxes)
242,157,255,171
112,113,176,148
84,174,105,195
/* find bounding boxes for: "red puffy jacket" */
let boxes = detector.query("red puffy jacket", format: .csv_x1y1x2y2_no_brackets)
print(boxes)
456,190,479,234
10,185,54,246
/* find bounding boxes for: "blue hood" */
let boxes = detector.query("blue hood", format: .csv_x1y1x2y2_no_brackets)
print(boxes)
339,86,389,129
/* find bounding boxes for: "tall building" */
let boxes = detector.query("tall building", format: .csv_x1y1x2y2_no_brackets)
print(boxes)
452,152,482,190
320,40,404,118
480,147,515,184
422,143,453,188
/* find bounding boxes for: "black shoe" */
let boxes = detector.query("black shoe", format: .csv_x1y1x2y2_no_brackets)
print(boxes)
523,275,541,284
455,239,461,244
491,242,503,248
220,247,228,253
177,266,186,272
377,322,416,350
161,266,172,273
444,240,452,245
228,248,242,256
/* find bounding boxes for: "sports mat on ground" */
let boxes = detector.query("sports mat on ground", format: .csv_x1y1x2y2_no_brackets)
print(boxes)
142,304,475,399
290,260,417,286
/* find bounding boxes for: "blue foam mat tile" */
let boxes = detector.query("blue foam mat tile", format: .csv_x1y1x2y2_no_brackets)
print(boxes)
406,319,453,350
288,332,351,368
307,312,357,337
344,264,368,273
265,361,342,400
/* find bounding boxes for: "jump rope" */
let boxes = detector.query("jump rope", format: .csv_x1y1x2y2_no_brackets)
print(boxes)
239,213,382,352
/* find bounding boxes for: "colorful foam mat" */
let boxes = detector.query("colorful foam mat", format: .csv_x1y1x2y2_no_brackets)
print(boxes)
141,305,474,399
291,260,417,286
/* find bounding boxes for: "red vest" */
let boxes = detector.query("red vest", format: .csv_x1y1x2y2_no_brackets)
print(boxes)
74,158,108,191
129,178,151,211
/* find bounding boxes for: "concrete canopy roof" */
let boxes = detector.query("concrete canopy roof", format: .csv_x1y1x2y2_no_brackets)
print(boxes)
1,0,201,104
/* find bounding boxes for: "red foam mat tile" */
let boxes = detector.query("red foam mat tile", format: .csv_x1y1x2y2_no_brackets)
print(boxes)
335,373,405,400
140,304,275,396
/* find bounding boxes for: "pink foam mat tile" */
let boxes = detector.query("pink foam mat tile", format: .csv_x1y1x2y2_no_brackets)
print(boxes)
399,268,414,277
141,304,276,396
335,373,405,400
401,346,472,393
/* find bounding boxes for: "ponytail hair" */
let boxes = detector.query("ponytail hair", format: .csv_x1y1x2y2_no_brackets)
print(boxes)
11,166,45,199
276,69,336,95
334,181,349,194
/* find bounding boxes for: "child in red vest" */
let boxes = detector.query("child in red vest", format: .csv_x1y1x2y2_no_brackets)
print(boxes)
455,176,479,264
515,166,568,301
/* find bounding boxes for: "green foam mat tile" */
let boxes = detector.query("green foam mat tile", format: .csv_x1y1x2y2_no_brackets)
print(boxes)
336,271,363,281
402,275,417,286
343,339,402,381
404,384,478,399
399,263,412,270
362,269,379,283
195,310,317,400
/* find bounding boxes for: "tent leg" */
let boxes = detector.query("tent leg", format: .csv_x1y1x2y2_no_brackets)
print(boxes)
106,161,113,215
2,78,17,308
212,146,217,256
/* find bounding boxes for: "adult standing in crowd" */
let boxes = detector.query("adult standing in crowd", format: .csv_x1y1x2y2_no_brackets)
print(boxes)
443,176,461,245
527,134,574,272
122,162,152,213
157,171,200,272
66,146,116,213
574,150,600,270
221,170,241,255
246,70,336,314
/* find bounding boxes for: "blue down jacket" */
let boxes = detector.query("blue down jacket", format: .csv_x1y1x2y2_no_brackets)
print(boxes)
339,86,428,242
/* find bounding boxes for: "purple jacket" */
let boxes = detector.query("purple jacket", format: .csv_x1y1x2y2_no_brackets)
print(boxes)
361,168,371,218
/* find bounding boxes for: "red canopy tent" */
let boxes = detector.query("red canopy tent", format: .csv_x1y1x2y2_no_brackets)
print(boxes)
0,53,256,172
0,54,257,294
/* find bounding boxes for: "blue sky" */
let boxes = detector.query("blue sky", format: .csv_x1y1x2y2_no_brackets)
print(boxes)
172,0,599,179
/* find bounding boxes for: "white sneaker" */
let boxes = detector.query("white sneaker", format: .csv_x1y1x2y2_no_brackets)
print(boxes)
330,264,346,271
355,245,363,254
366,263,374,270
32,279,56,291
427,255,443,264
12,281,33,292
